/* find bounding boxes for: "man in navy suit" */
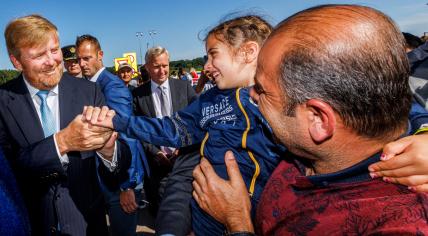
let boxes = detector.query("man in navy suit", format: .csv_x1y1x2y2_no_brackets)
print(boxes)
76,34,148,236
0,15,126,235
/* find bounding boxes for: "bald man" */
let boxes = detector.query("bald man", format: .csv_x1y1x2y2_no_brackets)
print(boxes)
192,4,428,235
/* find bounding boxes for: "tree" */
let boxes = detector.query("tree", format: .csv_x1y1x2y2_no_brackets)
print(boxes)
0,70,20,85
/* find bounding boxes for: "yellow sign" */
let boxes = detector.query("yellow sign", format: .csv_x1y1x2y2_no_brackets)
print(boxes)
114,52,139,78
114,57,130,71
123,52,138,76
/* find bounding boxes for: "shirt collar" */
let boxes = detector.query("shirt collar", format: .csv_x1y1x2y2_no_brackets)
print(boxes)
22,74,59,98
89,67,105,83
150,79,170,91
292,152,382,188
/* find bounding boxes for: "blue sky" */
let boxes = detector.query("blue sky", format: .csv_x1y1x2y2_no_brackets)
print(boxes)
0,0,427,69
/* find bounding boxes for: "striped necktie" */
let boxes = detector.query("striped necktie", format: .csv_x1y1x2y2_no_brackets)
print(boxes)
36,90,56,137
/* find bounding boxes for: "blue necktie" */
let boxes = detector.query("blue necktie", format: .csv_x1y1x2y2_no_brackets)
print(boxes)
36,90,56,137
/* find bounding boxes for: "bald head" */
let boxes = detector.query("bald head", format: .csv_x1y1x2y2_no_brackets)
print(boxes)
264,4,410,139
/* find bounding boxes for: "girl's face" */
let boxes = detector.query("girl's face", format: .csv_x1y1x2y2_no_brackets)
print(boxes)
204,34,256,89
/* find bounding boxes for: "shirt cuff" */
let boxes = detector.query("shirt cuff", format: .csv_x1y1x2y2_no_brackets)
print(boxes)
97,141,118,172
53,132,69,166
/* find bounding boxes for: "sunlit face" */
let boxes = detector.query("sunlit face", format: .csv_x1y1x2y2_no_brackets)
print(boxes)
250,35,307,154
11,32,63,90
204,34,252,90
76,41,103,78
145,53,169,84
64,59,81,76
118,67,133,84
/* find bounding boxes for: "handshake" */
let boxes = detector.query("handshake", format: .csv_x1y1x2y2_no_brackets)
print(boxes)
54,106,117,159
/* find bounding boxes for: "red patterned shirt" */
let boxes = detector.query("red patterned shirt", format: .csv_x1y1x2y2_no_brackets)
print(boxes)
256,153,428,235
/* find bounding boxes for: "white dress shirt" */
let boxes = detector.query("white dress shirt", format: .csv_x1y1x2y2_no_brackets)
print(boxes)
88,67,105,83
150,79,175,154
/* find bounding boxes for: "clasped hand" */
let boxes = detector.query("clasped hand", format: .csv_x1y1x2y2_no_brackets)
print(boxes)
55,106,117,158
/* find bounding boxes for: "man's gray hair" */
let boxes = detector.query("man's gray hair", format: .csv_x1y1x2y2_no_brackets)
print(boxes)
145,46,169,63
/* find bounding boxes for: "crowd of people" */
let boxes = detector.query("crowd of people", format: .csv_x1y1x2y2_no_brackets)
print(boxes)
1,4,428,236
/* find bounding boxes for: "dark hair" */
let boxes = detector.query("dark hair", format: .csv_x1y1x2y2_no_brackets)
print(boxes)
275,4,411,139
139,65,150,83
75,34,102,51
403,32,422,50
204,14,273,51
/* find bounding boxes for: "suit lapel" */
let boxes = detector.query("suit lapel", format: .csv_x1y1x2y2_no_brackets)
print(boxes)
169,79,180,113
144,81,156,117
6,75,45,144
59,75,80,129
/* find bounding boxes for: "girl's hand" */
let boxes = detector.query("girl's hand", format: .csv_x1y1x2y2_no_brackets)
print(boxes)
369,134,428,192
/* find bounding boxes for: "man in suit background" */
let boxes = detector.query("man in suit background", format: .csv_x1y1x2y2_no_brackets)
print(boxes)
0,15,123,235
76,34,148,236
132,46,197,217
61,45,83,78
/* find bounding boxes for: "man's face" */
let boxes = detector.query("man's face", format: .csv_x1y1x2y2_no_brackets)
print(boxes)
64,59,81,76
251,35,307,154
76,41,103,78
145,53,169,84
11,32,63,90
118,67,133,83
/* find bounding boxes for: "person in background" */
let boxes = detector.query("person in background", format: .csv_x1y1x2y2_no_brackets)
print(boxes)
117,62,137,93
194,69,215,94
169,70,178,80
61,45,83,78
76,34,148,236
403,32,423,52
139,65,151,85
178,67,192,83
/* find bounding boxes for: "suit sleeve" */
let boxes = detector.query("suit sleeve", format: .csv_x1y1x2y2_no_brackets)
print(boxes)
100,78,147,189
113,95,206,148
97,138,132,191
0,121,65,182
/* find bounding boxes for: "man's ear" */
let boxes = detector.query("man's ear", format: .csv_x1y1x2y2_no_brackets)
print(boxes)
9,54,23,71
98,50,104,61
305,99,336,143
241,41,259,63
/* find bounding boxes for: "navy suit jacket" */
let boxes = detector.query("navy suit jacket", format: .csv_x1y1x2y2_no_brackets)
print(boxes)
0,74,113,235
0,148,30,236
96,69,148,188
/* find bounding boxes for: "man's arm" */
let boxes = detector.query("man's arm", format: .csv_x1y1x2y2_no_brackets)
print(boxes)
0,114,112,181
84,93,207,149
192,151,254,233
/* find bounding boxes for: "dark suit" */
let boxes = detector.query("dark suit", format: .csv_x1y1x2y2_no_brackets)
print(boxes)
132,78,196,215
0,147,30,236
0,74,114,235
